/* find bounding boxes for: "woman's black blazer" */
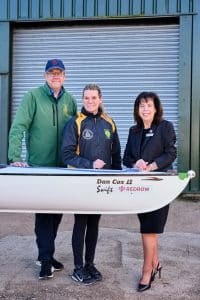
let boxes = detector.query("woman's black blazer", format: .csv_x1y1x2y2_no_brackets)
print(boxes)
123,120,177,171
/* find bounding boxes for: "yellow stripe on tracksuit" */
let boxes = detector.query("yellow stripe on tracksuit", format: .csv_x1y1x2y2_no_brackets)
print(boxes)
75,112,87,155
100,113,116,133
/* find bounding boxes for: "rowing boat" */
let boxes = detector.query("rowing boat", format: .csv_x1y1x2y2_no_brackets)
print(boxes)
0,165,195,214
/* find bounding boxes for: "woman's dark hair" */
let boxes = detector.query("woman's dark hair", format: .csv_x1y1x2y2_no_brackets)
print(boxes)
134,91,163,127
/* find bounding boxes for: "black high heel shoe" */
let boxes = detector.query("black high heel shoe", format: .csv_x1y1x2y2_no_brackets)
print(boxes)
137,270,153,292
151,262,162,282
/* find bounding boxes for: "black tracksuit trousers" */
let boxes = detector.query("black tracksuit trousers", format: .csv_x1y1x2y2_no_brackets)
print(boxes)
72,214,101,267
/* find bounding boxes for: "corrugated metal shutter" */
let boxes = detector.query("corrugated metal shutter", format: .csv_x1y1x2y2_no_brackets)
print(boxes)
12,24,179,164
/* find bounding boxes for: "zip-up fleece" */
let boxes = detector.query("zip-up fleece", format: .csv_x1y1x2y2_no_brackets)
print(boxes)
61,107,121,170
8,83,77,166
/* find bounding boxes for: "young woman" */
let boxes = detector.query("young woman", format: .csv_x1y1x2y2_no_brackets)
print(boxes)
123,91,176,292
62,84,121,285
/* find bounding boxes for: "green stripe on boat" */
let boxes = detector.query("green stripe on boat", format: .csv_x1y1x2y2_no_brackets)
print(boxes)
178,173,188,180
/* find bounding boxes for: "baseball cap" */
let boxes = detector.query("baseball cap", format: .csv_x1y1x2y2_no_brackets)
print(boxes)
45,59,65,72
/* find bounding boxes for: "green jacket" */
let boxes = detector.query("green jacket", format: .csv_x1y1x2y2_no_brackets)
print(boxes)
8,83,77,166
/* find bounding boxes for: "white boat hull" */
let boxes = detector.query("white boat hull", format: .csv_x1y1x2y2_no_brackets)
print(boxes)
0,166,195,214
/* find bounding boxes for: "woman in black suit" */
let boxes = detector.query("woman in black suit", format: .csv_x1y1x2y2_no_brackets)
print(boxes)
123,91,177,292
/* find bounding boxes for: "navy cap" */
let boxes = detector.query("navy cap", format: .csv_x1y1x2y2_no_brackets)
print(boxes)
45,59,65,72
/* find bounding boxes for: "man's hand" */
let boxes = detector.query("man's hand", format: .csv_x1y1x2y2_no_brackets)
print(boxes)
10,162,29,167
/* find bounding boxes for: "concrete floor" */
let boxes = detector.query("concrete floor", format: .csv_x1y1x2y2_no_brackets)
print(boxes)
0,199,200,299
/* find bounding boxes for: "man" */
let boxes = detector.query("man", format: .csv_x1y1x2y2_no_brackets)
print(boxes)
8,59,77,279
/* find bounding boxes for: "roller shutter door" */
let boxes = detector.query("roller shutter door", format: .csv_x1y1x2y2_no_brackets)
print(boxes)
12,24,179,163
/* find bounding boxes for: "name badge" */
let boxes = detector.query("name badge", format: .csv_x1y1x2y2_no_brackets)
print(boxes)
146,133,154,137
146,130,154,137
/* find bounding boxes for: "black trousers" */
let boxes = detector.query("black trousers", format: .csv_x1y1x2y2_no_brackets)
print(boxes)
35,213,62,261
72,214,101,267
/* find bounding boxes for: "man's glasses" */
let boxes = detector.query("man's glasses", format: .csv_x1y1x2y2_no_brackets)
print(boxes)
47,72,64,77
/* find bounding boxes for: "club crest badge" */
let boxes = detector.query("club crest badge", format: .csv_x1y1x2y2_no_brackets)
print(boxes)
82,129,93,140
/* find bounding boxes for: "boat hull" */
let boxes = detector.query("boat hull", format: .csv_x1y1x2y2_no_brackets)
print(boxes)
0,166,195,214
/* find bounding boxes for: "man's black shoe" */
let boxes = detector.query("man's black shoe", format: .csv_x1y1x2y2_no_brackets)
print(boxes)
51,258,64,271
39,260,53,280
36,258,64,271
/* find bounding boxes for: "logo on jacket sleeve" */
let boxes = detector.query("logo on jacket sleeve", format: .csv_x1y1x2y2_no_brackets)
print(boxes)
104,129,111,139
82,129,93,140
